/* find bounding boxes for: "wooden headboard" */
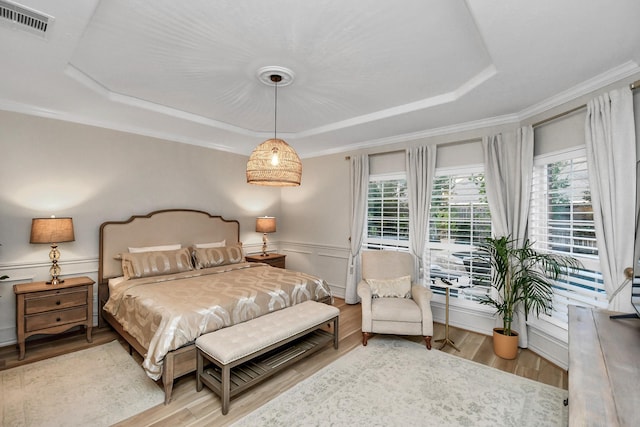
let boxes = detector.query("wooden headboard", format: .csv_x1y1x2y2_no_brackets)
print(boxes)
97,209,240,327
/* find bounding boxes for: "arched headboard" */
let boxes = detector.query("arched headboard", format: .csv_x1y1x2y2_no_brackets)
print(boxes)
97,209,240,326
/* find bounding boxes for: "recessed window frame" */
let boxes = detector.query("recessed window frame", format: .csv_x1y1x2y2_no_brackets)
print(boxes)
364,172,410,251
427,165,492,303
528,147,607,328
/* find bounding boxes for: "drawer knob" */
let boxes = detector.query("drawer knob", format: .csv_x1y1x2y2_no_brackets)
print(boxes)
56,300,61,305
56,317,61,322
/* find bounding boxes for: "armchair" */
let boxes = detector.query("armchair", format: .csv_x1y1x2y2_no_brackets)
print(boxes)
357,250,433,349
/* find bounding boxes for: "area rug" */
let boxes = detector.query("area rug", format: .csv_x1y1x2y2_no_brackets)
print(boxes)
232,336,568,427
0,340,164,427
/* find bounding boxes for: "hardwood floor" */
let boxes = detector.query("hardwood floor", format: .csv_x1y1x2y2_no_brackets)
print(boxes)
0,298,568,426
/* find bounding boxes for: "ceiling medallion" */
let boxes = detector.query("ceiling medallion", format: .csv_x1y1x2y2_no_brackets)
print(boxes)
256,66,295,87
246,68,302,187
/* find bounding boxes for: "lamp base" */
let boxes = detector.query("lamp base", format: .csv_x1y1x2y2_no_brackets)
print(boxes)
47,246,64,285
262,233,268,256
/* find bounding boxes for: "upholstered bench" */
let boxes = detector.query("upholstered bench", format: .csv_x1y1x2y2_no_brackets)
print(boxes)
195,300,339,415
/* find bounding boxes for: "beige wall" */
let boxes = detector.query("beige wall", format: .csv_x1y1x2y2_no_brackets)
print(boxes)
0,110,281,343
0,110,281,265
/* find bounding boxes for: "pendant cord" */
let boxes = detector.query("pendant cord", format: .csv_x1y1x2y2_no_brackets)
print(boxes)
273,79,278,140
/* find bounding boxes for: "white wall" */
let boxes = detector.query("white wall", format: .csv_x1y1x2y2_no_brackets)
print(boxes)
0,110,281,345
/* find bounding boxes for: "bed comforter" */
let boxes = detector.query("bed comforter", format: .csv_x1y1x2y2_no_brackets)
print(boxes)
103,262,332,379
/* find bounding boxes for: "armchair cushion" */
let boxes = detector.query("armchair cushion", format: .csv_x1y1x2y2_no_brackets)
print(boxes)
371,298,422,322
365,275,412,298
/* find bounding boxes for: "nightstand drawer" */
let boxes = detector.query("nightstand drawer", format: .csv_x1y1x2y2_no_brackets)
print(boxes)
25,289,87,315
267,258,286,268
25,306,88,332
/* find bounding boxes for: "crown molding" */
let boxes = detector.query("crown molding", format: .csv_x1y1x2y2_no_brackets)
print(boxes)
295,65,497,138
517,60,640,121
303,112,520,158
306,61,640,158
64,64,267,138
0,98,246,156
2,61,638,160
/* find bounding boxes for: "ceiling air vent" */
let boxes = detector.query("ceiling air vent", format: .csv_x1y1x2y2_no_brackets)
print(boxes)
0,0,53,38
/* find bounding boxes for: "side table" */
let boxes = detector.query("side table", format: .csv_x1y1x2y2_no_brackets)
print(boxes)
434,281,460,352
14,276,95,360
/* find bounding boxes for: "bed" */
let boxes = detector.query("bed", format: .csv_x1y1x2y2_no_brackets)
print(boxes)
98,209,333,403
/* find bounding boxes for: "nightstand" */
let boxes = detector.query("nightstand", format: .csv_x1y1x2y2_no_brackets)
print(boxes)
245,253,286,269
14,276,95,360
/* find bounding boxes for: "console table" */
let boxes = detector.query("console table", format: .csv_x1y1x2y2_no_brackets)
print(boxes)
568,305,640,426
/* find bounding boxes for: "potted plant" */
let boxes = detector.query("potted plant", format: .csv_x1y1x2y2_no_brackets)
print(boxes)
477,235,580,359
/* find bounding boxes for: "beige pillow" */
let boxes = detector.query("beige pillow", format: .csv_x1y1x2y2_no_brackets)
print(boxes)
366,275,412,298
128,243,181,253
192,243,244,269
193,240,226,248
121,248,194,279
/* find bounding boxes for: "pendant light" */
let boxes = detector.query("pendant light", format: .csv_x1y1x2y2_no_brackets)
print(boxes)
246,73,302,186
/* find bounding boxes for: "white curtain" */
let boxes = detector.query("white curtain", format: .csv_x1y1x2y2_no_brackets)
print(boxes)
406,145,437,284
585,87,636,313
482,125,534,347
345,154,369,304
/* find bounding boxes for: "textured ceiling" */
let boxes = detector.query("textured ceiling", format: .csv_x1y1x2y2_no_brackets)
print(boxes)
1,0,640,157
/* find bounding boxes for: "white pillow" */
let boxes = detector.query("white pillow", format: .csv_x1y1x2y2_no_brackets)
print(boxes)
193,240,226,248
365,275,412,298
128,244,181,253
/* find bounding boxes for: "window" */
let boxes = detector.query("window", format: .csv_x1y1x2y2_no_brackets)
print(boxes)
365,173,409,250
529,149,607,325
427,168,492,300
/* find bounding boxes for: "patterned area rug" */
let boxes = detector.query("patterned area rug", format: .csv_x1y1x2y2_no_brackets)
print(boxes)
0,340,164,427
232,336,568,427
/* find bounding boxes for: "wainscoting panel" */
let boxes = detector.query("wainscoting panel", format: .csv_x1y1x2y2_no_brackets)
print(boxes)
0,244,569,366
430,296,497,337
527,322,569,370
278,241,349,300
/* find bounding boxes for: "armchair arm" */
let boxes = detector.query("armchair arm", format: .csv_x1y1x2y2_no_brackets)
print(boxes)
357,280,373,333
411,285,434,336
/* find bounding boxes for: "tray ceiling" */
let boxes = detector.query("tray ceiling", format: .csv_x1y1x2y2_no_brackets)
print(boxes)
1,0,639,157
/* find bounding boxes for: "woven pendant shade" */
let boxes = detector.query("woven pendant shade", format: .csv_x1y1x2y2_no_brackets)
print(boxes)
246,138,302,186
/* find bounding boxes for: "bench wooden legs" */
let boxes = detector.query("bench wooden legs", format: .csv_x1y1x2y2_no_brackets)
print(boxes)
221,366,231,415
196,350,204,392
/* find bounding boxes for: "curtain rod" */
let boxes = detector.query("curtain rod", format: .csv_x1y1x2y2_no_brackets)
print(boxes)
532,79,640,128
345,148,407,160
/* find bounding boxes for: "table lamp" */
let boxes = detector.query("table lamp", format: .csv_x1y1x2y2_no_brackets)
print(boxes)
30,217,75,285
255,216,276,256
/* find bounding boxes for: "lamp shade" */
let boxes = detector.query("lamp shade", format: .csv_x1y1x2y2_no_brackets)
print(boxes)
256,216,276,233
246,139,302,186
30,217,75,244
